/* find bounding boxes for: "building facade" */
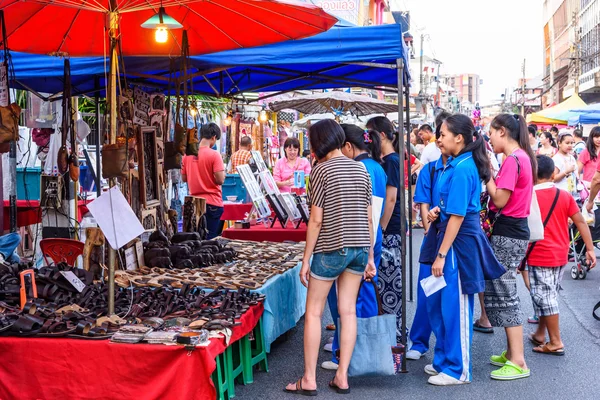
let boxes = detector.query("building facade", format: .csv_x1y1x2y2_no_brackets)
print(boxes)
578,0,600,99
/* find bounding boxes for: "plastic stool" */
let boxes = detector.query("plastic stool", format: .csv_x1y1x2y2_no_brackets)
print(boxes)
249,317,268,373
39,238,84,266
228,335,253,387
212,352,232,400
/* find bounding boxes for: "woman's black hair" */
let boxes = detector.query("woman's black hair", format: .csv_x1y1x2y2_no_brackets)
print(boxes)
586,126,600,161
340,123,382,163
308,119,345,159
366,116,399,153
435,110,452,139
491,113,537,180
443,114,491,183
536,155,555,181
541,131,557,148
527,125,536,136
283,137,300,150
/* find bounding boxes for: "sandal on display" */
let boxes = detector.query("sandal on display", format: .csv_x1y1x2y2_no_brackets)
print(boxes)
284,379,317,397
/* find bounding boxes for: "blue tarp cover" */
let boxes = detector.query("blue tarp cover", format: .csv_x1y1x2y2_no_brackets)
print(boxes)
10,22,409,98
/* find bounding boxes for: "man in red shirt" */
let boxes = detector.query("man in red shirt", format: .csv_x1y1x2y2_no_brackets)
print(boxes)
182,123,225,239
527,155,596,355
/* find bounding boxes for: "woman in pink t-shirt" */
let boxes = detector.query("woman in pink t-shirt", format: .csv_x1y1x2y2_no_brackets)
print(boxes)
476,113,537,381
273,137,312,193
577,127,600,185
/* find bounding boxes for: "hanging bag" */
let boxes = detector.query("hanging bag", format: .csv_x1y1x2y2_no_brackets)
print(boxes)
337,280,399,377
0,103,20,143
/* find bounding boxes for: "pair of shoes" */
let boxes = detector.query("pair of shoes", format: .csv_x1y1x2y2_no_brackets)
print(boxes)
490,361,530,380
528,315,539,324
321,361,339,370
323,343,333,352
406,349,423,360
428,373,469,386
424,364,438,376
490,350,508,367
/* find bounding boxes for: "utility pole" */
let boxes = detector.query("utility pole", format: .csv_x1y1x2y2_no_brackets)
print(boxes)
571,11,581,95
521,59,526,116
419,34,424,95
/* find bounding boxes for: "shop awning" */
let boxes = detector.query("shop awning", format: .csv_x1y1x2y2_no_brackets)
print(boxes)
526,94,587,124
10,22,410,99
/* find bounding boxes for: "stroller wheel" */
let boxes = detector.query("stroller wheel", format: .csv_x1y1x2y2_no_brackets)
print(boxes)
579,267,587,280
571,265,579,280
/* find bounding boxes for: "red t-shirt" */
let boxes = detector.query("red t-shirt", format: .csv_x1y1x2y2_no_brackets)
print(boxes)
182,147,225,207
527,184,580,267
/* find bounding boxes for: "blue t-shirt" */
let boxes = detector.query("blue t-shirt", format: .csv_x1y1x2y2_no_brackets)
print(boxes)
382,152,402,234
434,152,481,222
358,155,387,258
414,157,444,207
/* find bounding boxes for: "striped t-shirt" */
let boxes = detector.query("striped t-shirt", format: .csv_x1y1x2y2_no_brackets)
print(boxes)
308,156,372,253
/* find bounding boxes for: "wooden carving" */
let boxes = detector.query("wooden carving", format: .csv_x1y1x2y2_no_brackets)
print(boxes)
137,126,160,207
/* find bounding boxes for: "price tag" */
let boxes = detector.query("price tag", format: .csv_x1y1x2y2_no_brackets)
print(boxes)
59,271,86,293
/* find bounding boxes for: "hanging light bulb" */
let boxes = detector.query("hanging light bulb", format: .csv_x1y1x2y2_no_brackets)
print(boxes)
189,106,197,117
141,5,183,44
223,110,233,126
155,26,169,43
259,106,268,123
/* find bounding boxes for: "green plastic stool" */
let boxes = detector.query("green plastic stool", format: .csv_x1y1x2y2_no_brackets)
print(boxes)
212,352,232,400
249,317,269,373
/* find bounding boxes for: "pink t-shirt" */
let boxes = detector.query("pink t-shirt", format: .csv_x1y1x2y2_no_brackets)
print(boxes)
182,147,225,207
489,149,533,218
578,148,598,182
273,157,311,193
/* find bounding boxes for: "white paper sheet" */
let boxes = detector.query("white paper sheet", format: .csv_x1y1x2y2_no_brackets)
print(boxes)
371,196,384,238
420,275,447,297
87,186,145,250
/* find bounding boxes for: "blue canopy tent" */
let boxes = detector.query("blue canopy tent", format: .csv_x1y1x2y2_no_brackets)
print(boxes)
568,112,600,126
10,21,410,99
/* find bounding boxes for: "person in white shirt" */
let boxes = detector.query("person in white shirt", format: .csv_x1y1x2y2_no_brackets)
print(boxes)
418,124,441,165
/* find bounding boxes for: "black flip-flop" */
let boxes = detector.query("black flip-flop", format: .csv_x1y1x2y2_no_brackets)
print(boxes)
329,380,351,394
473,320,493,334
284,379,317,396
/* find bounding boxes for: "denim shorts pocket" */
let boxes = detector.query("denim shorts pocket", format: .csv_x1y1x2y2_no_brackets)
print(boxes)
311,249,348,279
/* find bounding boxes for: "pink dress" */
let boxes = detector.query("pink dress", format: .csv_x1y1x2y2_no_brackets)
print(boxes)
273,157,311,193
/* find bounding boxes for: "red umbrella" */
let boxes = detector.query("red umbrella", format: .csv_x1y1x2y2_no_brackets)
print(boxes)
0,0,337,56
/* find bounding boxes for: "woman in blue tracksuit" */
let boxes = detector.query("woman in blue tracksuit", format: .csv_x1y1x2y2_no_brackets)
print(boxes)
406,112,451,361
323,124,387,370
420,114,505,385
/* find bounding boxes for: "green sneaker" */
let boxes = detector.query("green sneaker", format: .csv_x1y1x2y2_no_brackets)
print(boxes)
490,350,508,367
490,361,531,381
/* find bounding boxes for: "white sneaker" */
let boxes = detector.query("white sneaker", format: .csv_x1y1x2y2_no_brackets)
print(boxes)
323,343,333,352
406,349,423,360
428,373,470,386
321,361,339,370
424,364,438,376
327,337,334,344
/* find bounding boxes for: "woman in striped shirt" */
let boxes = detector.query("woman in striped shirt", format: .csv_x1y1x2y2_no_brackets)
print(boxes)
285,119,376,396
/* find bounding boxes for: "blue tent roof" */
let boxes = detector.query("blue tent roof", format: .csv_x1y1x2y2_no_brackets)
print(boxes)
10,22,409,98
568,112,600,126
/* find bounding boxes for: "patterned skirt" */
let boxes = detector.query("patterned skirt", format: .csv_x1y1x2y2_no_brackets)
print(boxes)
377,233,407,342
483,235,529,327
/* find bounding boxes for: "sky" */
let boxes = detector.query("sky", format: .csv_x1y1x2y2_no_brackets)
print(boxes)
392,0,544,105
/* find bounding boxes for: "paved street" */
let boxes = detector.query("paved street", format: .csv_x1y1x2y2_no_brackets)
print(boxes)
236,230,600,400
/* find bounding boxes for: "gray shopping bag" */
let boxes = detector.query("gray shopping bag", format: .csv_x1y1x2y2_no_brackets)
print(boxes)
337,281,397,377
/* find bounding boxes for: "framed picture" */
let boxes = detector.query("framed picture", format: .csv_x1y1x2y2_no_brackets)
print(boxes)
151,114,164,139
266,194,288,227
137,126,160,207
150,93,166,115
251,150,268,172
237,164,262,200
141,208,157,232
281,193,302,221
259,171,279,196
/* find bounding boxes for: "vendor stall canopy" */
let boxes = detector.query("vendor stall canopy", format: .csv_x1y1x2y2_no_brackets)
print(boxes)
9,21,410,99
0,0,337,56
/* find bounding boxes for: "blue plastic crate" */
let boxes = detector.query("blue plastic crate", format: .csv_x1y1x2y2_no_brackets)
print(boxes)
222,174,249,202
16,167,41,201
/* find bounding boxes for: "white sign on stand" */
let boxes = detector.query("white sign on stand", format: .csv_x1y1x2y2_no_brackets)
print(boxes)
87,186,145,250
237,164,271,219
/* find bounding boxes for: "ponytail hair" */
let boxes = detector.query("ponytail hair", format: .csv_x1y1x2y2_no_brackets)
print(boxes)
443,114,491,183
542,131,557,148
366,116,398,153
491,113,537,180
340,124,382,163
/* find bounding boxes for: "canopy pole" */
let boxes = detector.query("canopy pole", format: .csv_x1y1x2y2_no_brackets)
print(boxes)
406,86,414,303
396,58,407,373
107,9,118,316
95,77,101,198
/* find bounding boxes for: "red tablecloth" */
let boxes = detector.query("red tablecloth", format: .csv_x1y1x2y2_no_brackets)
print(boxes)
2,200,42,230
222,222,307,242
0,303,263,400
221,203,253,221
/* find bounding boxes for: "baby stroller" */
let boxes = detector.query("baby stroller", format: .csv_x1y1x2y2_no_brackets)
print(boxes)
568,208,600,280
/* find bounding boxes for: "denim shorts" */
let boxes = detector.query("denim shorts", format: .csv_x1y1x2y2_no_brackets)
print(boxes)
310,247,369,281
